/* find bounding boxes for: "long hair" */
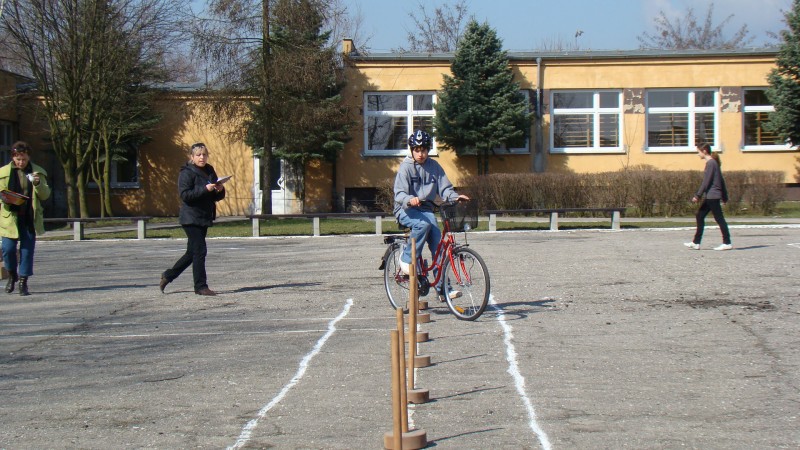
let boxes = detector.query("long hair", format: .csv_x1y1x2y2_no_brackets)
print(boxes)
698,143,721,168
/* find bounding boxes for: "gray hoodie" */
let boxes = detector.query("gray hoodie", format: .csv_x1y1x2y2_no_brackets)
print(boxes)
393,156,458,216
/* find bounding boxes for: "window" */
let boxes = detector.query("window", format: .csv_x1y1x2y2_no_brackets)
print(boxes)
109,144,139,187
743,88,792,151
646,89,716,151
364,92,435,156
550,90,623,153
0,121,14,164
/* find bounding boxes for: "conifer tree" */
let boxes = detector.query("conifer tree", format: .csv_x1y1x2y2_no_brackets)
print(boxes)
766,0,800,146
433,20,531,175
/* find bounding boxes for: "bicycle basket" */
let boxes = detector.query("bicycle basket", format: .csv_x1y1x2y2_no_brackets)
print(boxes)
440,201,478,232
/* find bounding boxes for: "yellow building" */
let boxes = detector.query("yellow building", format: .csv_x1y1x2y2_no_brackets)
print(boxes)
5,44,796,216
328,43,795,212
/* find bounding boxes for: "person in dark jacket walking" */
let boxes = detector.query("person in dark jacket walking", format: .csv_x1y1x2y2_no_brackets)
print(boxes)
684,143,732,251
160,143,226,295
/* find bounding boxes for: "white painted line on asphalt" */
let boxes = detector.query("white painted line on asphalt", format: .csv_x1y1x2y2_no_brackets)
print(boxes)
490,295,552,450
788,243,800,249
228,298,353,450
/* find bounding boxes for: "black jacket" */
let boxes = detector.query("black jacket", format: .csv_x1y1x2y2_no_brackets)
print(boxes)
178,162,225,227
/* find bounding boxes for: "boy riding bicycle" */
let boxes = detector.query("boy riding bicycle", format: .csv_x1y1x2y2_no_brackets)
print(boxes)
393,129,469,299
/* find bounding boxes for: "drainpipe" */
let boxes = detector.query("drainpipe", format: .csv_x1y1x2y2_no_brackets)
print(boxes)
533,57,545,172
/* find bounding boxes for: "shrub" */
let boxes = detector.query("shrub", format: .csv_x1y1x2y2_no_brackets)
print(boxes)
463,169,785,216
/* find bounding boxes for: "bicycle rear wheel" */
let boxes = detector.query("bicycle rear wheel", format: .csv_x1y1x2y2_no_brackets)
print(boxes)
441,247,490,320
384,244,410,310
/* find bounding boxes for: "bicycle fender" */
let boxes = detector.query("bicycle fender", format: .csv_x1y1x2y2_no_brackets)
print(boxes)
378,243,398,270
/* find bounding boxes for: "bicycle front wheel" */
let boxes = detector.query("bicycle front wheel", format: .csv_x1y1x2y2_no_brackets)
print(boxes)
384,244,410,310
441,247,490,320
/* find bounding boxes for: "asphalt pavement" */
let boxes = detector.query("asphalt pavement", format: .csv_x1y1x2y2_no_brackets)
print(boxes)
1,224,799,449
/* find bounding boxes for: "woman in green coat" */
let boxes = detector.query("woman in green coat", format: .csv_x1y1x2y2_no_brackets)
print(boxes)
0,141,51,295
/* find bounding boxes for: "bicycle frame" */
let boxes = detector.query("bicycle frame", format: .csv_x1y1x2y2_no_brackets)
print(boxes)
414,216,470,290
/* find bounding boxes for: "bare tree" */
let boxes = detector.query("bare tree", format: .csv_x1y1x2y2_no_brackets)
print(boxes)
397,0,470,53
638,2,753,50
1,0,186,217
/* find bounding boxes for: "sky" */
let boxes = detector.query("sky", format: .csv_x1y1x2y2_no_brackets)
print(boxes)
343,0,791,52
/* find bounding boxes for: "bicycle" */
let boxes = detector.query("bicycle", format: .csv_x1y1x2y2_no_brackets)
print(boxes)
379,200,490,321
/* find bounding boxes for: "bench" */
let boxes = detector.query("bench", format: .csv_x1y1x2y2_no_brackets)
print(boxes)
246,212,389,237
484,208,626,232
44,216,153,241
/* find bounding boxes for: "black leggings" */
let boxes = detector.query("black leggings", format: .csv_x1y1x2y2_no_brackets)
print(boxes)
163,225,208,291
693,199,731,245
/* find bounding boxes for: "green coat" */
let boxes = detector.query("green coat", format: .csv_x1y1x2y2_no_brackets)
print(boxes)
0,162,51,237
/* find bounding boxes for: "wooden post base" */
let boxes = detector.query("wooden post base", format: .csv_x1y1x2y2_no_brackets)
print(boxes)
417,300,428,310
414,354,431,367
404,331,429,343
383,429,428,449
416,312,431,323
407,388,430,404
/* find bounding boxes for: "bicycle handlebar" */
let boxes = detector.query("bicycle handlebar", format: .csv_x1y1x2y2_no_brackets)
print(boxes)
406,198,469,208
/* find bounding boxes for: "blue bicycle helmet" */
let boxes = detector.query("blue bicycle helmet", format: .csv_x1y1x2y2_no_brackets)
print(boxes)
408,129,432,149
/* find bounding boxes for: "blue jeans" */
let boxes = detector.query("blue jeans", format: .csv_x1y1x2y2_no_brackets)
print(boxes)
3,225,36,277
397,207,441,266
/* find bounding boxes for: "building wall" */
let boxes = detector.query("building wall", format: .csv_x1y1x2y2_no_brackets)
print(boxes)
328,50,797,211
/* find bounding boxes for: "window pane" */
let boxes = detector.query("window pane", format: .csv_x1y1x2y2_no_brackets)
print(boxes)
648,113,688,146
744,111,782,145
695,113,715,145
599,114,619,147
115,149,138,183
553,114,592,147
745,89,770,106
366,94,408,112
599,92,618,108
649,91,688,108
412,116,433,134
412,94,433,111
695,91,714,107
367,116,408,150
553,92,593,109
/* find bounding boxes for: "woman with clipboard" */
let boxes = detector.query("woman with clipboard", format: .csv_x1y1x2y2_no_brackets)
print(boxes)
0,141,51,296
159,142,226,296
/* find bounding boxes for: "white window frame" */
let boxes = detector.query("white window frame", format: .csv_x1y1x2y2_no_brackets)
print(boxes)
645,89,718,153
363,91,437,157
742,87,794,152
549,90,624,154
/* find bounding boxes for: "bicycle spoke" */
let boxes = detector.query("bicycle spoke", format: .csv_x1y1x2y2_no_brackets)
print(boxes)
442,248,490,320
384,244,410,310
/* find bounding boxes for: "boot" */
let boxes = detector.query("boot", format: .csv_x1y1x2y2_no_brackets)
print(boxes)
18,276,29,296
5,270,17,294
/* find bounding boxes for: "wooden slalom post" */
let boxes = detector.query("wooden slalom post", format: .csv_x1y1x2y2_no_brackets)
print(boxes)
384,331,427,449
406,246,430,404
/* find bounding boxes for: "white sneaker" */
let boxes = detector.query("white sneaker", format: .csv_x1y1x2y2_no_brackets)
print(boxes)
713,243,733,251
438,290,462,302
684,242,700,250
399,260,410,274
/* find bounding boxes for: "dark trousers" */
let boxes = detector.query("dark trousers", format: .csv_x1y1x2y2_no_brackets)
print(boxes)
693,199,731,245
163,225,208,291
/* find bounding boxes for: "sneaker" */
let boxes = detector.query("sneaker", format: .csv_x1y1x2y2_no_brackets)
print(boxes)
713,243,733,251
683,242,700,250
399,260,410,275
437,290,462,302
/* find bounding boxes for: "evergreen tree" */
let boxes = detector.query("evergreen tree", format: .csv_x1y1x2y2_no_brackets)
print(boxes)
244,0,350,209
433,20,531,175
766,0,800,146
